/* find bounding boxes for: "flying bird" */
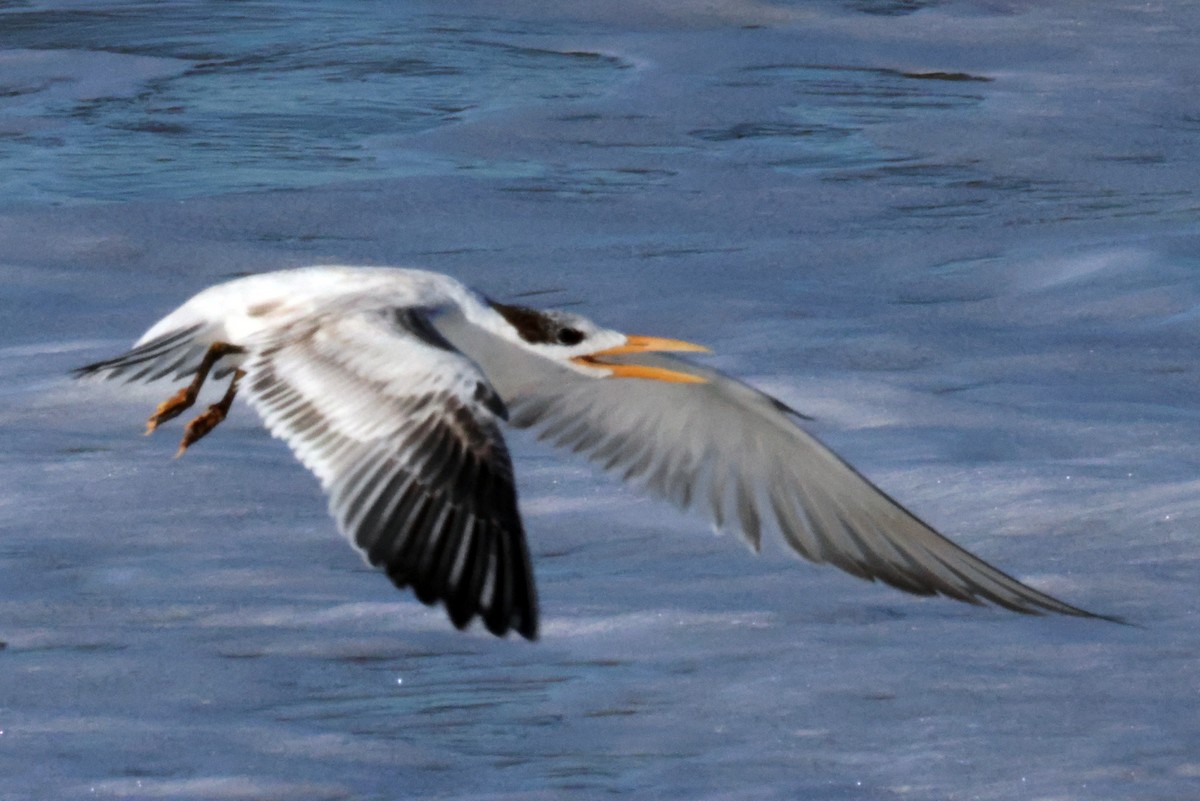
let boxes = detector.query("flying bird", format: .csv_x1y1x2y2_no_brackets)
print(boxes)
76,266,1113,639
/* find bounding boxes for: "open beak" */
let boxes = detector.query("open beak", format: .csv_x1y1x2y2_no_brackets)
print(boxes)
571,335,710,384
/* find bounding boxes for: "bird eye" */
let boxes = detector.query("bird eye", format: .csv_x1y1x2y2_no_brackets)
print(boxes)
557,327,585,346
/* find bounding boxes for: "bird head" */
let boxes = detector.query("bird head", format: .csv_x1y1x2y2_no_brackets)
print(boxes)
489,301,709,383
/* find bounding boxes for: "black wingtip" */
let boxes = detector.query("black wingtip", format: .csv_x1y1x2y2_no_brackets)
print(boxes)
980,593,1131,627
515,611,539,641
71,358,111,379
68,325,206,383
768,394,814,422
1068,608,1136,627
477,597,538,641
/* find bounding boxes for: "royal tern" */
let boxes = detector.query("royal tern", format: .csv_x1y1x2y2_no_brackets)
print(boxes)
76,266,1113,639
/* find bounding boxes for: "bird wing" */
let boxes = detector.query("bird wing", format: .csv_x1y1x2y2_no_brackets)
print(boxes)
73,323,213,383
238,307,538,639
454,328,1106,620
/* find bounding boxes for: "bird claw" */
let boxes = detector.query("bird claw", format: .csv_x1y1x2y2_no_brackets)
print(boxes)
145,342,245,437
175,404,227,458
146,386,196,434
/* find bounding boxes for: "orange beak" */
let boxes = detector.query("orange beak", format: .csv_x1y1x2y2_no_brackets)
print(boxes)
571,335,710,384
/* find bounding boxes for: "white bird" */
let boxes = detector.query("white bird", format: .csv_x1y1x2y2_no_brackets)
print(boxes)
76,266,1114,639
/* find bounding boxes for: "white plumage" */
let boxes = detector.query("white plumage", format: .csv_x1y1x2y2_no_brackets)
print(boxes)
77,266,1115,639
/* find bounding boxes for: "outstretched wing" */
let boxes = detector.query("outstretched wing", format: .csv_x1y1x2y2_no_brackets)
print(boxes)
448,322,1110,620
240,308,538,639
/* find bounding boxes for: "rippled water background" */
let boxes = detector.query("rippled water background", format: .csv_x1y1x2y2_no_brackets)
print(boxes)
2,1,1199,799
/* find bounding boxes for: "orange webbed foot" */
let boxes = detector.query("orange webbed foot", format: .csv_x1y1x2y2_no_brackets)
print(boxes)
146,386,197,435
173,368,244,458
175,404,228,457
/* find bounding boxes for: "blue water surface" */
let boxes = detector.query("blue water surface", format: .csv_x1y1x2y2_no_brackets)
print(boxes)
2,1,1199,799
0,2,628,204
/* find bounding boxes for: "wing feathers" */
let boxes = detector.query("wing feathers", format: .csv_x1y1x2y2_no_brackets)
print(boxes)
241,309,538,639
494,350,1111,621
74,324,207,383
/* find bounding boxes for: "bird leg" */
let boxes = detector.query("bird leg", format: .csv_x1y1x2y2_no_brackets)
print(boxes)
176,369,246,458
145,341,244,434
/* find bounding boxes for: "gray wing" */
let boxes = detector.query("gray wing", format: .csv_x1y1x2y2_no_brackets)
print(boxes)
73,324,213,383
240,308,538,639
448,324,1109,620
